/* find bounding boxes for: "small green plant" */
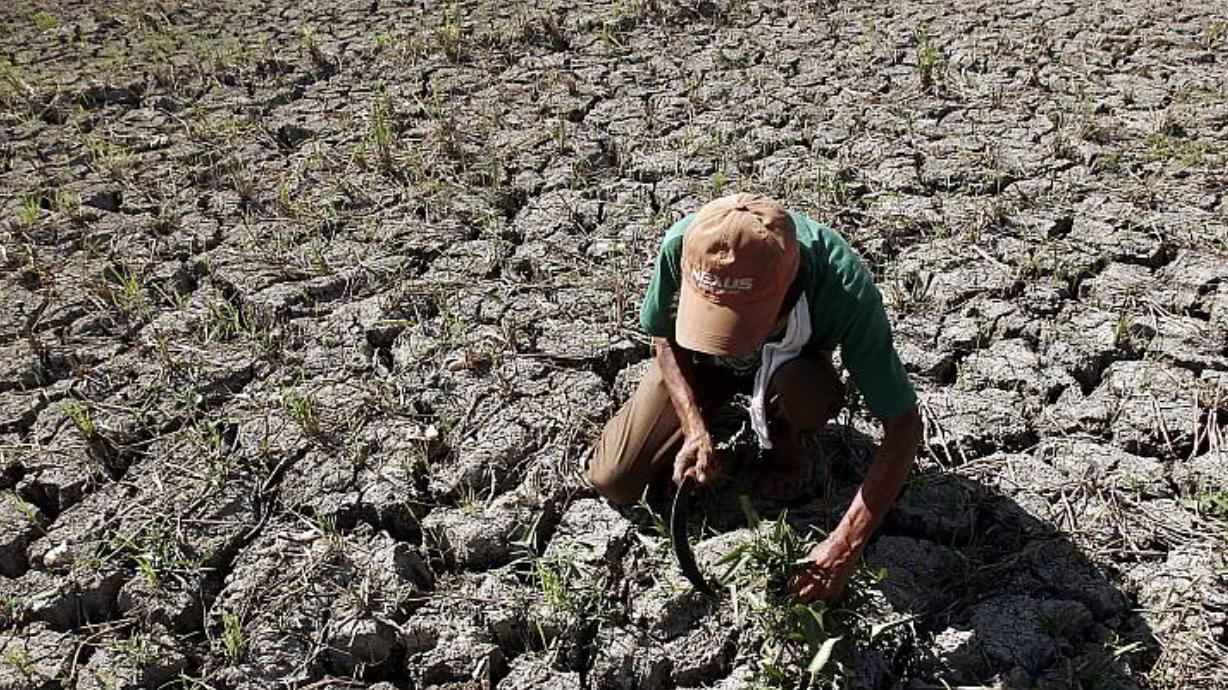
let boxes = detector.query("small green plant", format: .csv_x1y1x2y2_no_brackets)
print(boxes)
111,519,207,589
915,24,946,91
282,389,322,436
5,493,41,527
1,647,37,678
51,188,81,219
220,609,247,662
1114,313,1136,350
0,59,32,106
63,400,98,439
1205,21,1227,47
434,4,468,62
85,137,134,180
295,25,329,68
199,295,276,353
105,263,148,317
1181,490,1228,523
17,194,41,229
202,297,244,342
0,594,27,627
315,512,343,552
111,632,157,666
152,203,180,234
31,11,60,32
369,89,396,173
221,155,257,202
530,548,605,619
275,173,301,217
597,20,626,50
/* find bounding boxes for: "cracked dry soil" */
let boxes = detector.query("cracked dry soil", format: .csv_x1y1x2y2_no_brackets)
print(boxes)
1,0,1227,688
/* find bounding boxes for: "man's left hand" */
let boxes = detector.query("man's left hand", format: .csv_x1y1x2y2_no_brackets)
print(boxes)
787,536,861,604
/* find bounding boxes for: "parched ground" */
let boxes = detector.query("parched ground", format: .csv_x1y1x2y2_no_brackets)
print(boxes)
1,1,1226,688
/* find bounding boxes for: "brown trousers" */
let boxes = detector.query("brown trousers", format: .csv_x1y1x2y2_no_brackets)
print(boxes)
586,352,845,505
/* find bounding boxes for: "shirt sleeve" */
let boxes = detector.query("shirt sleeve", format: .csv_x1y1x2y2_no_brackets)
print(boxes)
839,288,917,420
638,235,683,338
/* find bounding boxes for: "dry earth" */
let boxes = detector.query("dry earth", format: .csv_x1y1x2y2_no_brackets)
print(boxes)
1,0,1227,688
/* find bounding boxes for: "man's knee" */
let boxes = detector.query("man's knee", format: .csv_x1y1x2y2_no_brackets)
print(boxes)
769,354,845,430
583,455,644,506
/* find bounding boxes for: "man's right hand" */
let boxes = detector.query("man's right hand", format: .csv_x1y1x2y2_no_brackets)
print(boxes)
673,432,719,486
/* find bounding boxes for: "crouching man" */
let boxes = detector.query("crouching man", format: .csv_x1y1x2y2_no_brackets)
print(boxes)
585,193,922,603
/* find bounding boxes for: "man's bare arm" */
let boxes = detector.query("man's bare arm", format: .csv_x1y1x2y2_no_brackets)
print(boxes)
655,337,704,439
832,404,921,552
654,337,719,485
789,404,922,602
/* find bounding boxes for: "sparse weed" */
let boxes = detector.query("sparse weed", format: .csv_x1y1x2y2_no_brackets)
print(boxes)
5,492,41,527
152,202,180,234
282,388,322,436
85,137,134,180
434,3,468,62
276,173,301,217
886,268,934,314
221,155,257,202
220,609,247,662
0,594,27,626
315,512,344,552
203,297,245,342
16,194,41,229
1180,490,1228,523
189,109,253,142
915,24,946,91
63,400,98,439
1152,110,1187,139
105,262,148,317
0,60,34,116
1202,21,1226,48
31,11,60,32
52,188,81,219
530,548,605,619
396,435,433,479
455,483,484,513
295,25,329,69
199,295,277,352
515,10,568,51
1114,313,1137,351
632,492,674,549
369,89,397,174
597,20,626,50
169,383,201,414
110,632,158,666
112,521,205,589
1,648,37,678
415,77,449,123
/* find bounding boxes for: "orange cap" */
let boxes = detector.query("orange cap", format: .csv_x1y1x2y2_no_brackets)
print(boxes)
676,194,799,357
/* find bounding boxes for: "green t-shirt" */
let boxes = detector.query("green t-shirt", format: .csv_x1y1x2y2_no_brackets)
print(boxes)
639,212,917,420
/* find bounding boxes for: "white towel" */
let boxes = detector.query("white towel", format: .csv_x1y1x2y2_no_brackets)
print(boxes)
750,293,811,449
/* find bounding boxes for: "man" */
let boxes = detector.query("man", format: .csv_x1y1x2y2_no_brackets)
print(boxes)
585,193,922,604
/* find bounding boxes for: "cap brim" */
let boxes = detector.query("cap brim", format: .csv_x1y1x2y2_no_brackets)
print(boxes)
675,282,782,357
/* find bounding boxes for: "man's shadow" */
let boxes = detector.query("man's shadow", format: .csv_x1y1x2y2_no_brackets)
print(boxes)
652,416,1160,688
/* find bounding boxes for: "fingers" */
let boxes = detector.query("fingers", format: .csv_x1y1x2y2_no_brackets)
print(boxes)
679,438,719,486
671,450,687,485
692,452,711,485
673,442,700,485
789,565,834,604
